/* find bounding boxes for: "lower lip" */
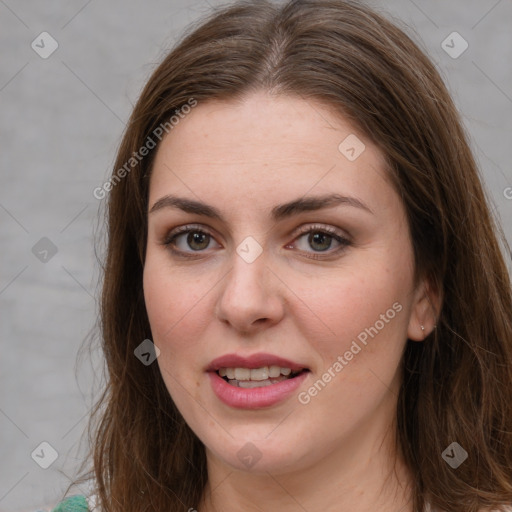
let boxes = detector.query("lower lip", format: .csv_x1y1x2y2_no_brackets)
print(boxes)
208,371,309,409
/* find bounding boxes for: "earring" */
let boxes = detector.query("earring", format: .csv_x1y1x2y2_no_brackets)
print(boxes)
420,325,425,332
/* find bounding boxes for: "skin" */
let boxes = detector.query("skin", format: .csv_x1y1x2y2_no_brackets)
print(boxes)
143,91,438,512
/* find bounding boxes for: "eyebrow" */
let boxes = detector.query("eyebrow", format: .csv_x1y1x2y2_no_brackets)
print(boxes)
148,193,373,220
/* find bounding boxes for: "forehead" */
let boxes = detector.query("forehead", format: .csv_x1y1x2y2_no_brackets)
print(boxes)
148,91,393,215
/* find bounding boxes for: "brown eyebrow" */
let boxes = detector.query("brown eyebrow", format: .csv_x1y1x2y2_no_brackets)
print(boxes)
148,193,373,220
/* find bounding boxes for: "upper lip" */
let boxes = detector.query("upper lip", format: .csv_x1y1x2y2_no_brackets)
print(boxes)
206,353,308,372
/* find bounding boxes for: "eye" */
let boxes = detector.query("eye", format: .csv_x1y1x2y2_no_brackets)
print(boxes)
286,224,351,260
162,224,220,257
161,223,351,260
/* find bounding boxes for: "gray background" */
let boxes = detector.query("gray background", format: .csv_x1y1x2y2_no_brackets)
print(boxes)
1,0,511,510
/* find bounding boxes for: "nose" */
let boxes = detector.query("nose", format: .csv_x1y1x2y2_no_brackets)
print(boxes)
215,245,285,335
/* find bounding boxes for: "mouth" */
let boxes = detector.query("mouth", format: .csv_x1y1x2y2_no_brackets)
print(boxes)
216,366,309,388
206,353,310,408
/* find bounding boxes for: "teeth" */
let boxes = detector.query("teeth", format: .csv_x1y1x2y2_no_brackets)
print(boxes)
234,368,251,380
269,365,281,378
238,379,272,388
250,367,269,381
218,366,299,381
229,376,287,388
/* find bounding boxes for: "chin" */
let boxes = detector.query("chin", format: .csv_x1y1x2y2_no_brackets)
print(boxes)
202,431,312,475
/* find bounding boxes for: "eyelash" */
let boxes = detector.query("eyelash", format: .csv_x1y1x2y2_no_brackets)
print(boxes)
161,223,352,261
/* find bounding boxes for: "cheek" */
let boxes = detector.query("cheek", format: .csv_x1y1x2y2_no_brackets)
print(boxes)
143,259,211,413
143,258,212,360
293,268,410,431
294,265,410,358
297,271,409,338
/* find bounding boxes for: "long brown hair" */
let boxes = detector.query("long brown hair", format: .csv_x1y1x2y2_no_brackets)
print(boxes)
71,1,512,510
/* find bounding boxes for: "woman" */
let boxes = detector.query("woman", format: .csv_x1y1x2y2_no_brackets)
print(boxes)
51,0,512,511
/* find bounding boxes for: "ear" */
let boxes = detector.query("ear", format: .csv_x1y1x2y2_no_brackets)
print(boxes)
407,277,441,341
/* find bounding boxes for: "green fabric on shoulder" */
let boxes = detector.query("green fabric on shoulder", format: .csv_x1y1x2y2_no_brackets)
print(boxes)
50,495,89,512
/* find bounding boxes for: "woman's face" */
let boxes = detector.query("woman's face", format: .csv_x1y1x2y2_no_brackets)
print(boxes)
143,91,428,475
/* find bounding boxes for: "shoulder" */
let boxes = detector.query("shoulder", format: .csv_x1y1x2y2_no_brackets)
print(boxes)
49,495,91,512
